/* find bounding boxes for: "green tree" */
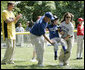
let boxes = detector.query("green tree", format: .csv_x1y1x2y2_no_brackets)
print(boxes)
55,1,84,28
1,1,84,28
1,1,8,24
33,1,56,21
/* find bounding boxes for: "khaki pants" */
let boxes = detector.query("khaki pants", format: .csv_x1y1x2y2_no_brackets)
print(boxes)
2,38,16,63
59,37,74,64
77,36,84,58
30,34,44,64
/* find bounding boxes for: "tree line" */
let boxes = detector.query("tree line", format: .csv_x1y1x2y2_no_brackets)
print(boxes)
1,1,84,28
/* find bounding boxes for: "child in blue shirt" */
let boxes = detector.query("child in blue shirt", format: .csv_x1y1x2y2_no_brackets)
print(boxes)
47,16,67,60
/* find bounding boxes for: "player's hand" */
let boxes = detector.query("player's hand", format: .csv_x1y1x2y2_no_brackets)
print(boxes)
50,40,55,45
64,35,71,40
64,37,69,40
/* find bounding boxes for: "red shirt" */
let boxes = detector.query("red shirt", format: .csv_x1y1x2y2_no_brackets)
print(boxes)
77,24,84,36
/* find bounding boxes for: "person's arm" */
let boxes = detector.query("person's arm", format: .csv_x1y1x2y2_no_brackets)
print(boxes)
64,35,71,40
43,34,54,45
81,22,84,29
64,25,74,40
5,14,22,23
22,27,25,32
5,18,15,23
46,28,48,31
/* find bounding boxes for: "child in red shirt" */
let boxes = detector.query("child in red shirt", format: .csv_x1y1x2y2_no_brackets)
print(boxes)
76,18,84,59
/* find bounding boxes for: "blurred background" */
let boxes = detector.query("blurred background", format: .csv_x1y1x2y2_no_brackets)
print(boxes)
1,1,84,47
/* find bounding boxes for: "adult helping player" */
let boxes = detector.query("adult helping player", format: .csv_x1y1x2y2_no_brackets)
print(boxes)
47,15,67,60
59,12,74,66
30,12,55,66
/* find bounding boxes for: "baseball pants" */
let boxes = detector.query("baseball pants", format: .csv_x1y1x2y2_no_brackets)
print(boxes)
2,38,16,63
30,33,45,64
51,38,67,51
76,36,84,58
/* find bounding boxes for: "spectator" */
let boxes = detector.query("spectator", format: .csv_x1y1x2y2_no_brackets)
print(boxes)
25,21,31,31
25,21,32,47
16,22,24,47
1,2,22,65
76,18,84,59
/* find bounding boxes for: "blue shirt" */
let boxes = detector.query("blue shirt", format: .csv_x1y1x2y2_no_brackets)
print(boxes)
47,24,60,39
30,16,48,36
25,26,31,31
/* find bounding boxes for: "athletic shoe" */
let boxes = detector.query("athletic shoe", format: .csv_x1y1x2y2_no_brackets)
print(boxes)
59,62,64,66
8,61,15,64
30,58,37,62
76,57,83,60
63,62,69,66
1,62,7,65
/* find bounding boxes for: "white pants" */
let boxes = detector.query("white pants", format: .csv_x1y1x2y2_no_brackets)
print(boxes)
30,33,44,64
16,35,24,46
2,38,16,63
77,36,84,58
51,38,67,51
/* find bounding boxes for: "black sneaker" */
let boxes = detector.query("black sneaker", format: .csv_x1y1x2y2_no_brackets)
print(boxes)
76,57,83,60
1,62,7,65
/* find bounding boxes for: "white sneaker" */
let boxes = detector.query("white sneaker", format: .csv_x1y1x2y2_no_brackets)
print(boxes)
59,62,64,66
64,63,69,66
8,61,15,64
30,59,37,62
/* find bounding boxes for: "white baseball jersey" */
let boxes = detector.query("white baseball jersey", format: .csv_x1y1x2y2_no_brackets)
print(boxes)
59,21,74,38
16,27,24,32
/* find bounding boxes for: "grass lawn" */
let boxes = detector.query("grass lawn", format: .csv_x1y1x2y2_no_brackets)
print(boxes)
1,43,84,69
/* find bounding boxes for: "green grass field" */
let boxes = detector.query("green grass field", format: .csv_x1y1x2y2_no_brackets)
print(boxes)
1,43,84,69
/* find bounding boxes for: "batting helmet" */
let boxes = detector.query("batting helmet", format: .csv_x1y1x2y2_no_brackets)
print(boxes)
51,15,58,23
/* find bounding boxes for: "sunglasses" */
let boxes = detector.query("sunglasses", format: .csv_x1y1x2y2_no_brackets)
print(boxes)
66,17,71,18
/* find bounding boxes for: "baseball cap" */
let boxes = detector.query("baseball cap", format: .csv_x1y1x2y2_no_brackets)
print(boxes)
78,18,84,22
45,12,54,20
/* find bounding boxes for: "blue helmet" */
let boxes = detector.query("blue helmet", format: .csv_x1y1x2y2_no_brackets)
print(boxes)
51,15,58,23
45,12,54,20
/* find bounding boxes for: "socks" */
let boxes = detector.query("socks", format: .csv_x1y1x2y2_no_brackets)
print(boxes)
54,51,57,60
62,46,66,52
55,51,57,57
